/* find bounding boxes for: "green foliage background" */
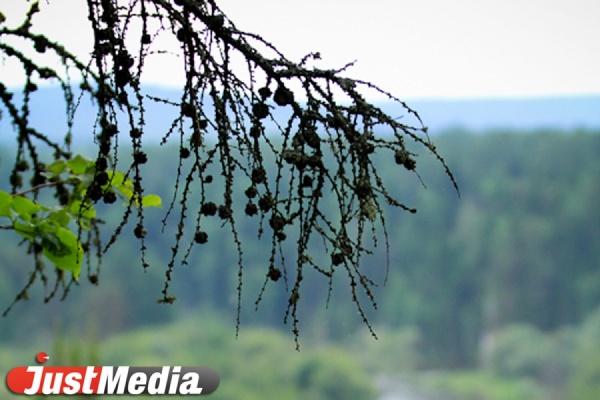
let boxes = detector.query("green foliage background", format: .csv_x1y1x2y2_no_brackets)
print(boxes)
0,128,599,399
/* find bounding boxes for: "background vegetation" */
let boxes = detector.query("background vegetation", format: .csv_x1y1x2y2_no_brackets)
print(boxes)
1,128,599,399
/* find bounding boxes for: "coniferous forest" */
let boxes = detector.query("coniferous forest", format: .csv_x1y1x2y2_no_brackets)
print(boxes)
1,128,599,399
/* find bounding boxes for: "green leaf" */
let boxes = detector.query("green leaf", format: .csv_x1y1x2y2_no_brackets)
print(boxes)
48,210,71,227
0,190,12,217
69,200,96,220
110,171,134,199
67,154,93,175
12,196,41,220
46,159,67,176
78,219,91,231
41,231,72,258
14,221,36,240
142,194,162,208
42,227,83,279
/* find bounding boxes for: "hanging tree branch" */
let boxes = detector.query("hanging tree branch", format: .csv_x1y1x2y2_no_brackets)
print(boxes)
0,0,458,345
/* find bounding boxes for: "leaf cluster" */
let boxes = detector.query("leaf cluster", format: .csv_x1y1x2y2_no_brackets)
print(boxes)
0,154,161,315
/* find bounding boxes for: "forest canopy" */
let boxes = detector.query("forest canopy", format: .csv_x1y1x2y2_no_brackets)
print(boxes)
0,1,456,342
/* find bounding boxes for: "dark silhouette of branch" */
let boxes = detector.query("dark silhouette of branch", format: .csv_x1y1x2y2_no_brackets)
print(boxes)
0,0,457,345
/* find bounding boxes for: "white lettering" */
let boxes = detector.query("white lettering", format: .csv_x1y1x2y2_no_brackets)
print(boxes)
179,372,202,395
127,372,147,395
97,366,128,394
23,366,43,395
147,367,170,395
62,372,82,395
42,372,63,394
168,366,181,394
81,367,98,394
20,364,209,396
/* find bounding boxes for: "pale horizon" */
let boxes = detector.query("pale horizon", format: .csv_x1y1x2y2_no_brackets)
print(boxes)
1,0,599,100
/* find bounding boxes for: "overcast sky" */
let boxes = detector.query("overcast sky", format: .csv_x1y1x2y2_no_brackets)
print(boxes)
2,0,599,99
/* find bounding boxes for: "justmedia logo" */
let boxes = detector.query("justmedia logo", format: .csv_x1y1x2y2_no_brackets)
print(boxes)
6,352,219,395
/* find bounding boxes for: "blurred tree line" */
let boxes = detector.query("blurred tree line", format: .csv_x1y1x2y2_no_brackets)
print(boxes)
1,128,599,373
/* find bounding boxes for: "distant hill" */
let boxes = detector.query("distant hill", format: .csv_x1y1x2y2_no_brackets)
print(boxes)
1,87,599,145
403,95,600,133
